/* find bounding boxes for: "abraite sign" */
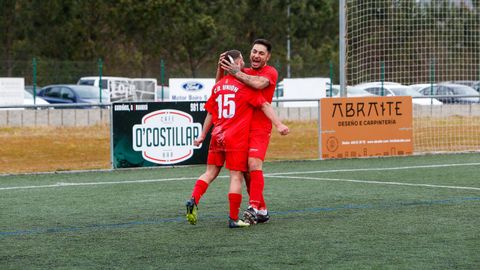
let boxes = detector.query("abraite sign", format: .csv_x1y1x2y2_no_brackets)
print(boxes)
320,96,413,159
112,102,209,168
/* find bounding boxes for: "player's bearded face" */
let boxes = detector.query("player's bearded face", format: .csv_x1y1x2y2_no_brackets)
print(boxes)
249,44,270,70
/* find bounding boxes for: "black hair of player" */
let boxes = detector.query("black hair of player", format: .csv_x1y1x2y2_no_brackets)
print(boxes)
253,39,272,53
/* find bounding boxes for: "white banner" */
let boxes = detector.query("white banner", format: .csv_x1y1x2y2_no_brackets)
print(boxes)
282,77,329,107
0,78,24,105
169,78,215,101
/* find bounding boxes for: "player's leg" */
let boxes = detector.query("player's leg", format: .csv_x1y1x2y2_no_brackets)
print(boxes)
247,156,264,209
186,151,224,225
227,170,250,228
191,164,222,205
225,151,250,228
245,130,271,223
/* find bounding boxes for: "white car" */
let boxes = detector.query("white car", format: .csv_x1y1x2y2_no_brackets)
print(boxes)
355,82,442,105
410,84,433,92
326,84,375,97
24,90,50,106
0,90,50,110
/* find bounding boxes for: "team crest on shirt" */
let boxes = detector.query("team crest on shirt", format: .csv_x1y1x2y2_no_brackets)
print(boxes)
132,109,202,164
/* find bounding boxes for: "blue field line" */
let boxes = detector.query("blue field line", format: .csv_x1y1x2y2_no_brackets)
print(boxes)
273,197,480,216
2,197,479,237
0,217,187,237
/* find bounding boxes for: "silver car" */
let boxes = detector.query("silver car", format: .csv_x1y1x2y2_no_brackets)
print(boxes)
417,83,480,104
355,82,442,105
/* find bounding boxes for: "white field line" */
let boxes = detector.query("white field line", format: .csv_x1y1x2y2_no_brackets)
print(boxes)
1,162,479,191
268,175,480,191
265,162,480,176
0,177,197,191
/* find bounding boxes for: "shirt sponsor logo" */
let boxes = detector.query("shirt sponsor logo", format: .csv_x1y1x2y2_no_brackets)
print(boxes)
182,81,204,91
132,109,202,164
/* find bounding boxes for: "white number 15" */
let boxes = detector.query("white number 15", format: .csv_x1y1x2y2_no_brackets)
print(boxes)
216,94,235,119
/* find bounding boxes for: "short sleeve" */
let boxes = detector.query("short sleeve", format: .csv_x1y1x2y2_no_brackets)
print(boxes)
205,95,216,114
263,66,278,87
245,87,267,108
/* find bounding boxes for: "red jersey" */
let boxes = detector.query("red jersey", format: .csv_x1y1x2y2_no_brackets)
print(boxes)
243,65,278,131
205,75,267,152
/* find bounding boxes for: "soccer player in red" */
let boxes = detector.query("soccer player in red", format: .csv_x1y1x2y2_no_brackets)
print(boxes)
218,39,278,224
186,50,289,228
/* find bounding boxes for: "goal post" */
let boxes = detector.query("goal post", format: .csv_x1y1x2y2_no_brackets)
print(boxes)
343,0,480,86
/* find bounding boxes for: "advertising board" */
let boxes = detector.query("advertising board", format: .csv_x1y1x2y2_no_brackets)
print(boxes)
169,78,215,101
112,101,209,168
320,96,413,159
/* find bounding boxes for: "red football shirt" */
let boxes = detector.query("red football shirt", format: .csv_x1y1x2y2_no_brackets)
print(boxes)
243,65,278,131
205,75,267,152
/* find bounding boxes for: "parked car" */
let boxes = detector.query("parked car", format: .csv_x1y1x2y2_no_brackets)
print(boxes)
24,85,42,95
409,83,433,92
24,90,50,106
445,80,480,92
37,84,107,105
0,90,50,110
326,84,375,97
417,83,480,104
355,82,442,105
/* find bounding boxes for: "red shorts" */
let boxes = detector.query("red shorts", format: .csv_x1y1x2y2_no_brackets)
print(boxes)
207,150,248,172
248,129,271,161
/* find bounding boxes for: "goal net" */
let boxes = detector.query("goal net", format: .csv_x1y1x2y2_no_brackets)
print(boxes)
345,0,479,85
344,0,480,154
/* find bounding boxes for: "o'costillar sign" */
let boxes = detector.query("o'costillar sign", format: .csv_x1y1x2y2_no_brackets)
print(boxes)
112,102,209,168
320,96,413,159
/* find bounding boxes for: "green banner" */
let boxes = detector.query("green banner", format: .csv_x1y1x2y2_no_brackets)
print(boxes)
112,101,209,168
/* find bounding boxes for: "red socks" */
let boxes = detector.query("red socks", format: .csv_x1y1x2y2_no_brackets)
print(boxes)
249,170,265,210
228,193,242,220
191,180,209,205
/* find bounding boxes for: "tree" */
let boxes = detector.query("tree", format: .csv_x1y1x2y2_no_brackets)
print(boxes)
1,0,343,82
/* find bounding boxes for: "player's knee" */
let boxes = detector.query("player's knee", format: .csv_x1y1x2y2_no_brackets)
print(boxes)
230,170,243,178
204,173,215,181
201,167,221,182
248,158,263,171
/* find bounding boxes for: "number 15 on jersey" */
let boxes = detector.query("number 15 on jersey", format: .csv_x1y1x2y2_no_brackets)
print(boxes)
216,94,236,119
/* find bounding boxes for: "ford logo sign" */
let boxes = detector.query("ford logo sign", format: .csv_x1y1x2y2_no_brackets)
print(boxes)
182,81,204,91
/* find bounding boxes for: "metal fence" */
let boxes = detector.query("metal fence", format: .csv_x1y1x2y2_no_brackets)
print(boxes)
1,98,479,157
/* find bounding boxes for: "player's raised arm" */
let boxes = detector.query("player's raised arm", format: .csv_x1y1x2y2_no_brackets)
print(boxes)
260,102,289,136
194,112,213,146
215,52,227,83
221,59,269,90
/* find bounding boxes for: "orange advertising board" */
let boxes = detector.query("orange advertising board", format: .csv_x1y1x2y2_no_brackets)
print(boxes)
320,96,413,159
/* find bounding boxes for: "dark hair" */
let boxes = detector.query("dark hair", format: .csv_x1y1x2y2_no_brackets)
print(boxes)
253,39,272,53
225,49,241,61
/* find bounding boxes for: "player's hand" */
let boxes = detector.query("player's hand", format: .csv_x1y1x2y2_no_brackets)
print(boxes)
220,58,240,75
194,135,205,146
218,52,227,67
276,124,289,136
